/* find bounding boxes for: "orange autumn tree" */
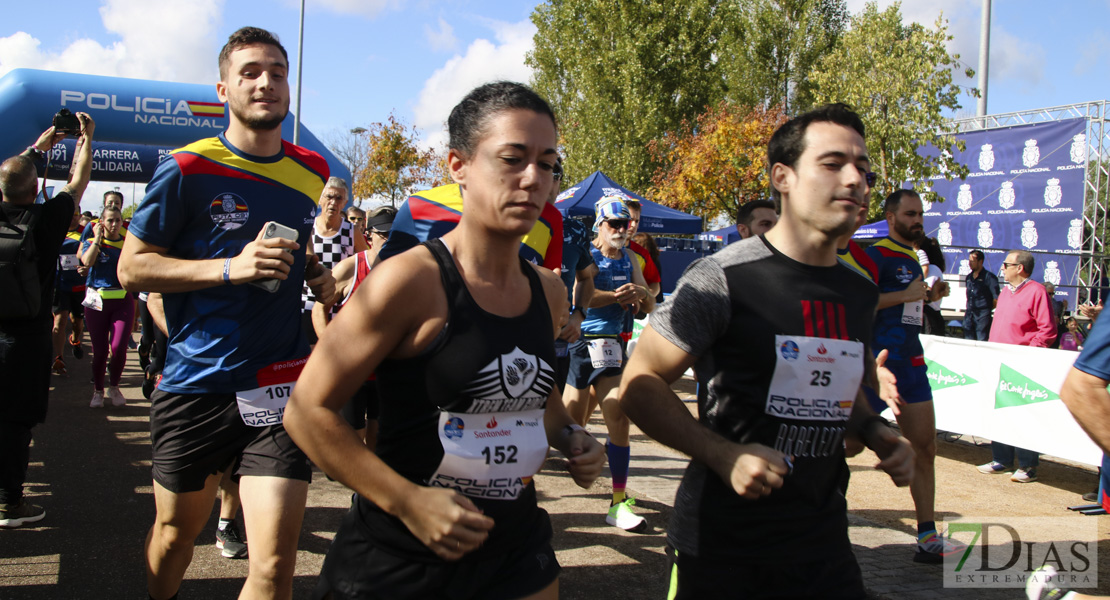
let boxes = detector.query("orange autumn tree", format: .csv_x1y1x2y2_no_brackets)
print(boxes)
649,102,786,223
353,113,438,207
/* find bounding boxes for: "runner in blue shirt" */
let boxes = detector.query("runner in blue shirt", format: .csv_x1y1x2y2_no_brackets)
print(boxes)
80,206,131,407
864,189,962,563
118,26,334,600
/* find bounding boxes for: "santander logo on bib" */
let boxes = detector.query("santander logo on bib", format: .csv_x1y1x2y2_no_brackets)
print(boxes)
808,344,835,364
486,417,498,428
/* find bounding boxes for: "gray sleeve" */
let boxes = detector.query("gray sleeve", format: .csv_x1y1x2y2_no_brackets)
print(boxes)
650,257,730,357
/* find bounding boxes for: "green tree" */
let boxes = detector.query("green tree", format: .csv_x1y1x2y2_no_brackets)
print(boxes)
352,114,437,208
810,1,976,216
719,0,848,113
649,102,787,223
528,0,726,193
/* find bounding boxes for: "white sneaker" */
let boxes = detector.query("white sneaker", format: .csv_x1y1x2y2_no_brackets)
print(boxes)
606,497,647,532
89,390,104,408
107,386,126,407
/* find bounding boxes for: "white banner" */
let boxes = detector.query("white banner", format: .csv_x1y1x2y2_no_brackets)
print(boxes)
900,335,1101,466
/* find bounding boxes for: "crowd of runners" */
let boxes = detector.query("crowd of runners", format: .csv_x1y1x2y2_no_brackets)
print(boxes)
3,23,1110,600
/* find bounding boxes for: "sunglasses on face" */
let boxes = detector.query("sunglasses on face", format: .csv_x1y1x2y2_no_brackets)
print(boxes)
604,219,630,229
865,172,878,187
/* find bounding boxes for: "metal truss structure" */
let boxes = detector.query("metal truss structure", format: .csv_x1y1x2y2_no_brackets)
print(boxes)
943,101,1110,300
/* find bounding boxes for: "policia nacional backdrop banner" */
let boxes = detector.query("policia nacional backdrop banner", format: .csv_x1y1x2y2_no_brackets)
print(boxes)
922,118,1088,307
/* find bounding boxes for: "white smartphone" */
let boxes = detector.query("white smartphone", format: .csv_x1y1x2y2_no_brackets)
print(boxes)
248,221,299,293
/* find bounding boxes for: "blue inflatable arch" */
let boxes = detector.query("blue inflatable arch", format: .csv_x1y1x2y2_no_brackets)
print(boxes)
0,68,350,186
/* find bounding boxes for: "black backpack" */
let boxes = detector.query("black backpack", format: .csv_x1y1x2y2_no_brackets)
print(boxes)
0,204,43,319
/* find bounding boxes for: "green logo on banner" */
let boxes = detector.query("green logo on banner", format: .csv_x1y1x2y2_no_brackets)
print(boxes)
995,363,1060,409
630,319,645,342
925,359,979,390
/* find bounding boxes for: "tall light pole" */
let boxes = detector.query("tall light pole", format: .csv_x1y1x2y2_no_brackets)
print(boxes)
294,0,305,145
977,0,991,125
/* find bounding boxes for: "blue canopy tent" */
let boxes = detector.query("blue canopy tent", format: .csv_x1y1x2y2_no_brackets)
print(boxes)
853,220,888,240
698,225,740,245
553,170,702,234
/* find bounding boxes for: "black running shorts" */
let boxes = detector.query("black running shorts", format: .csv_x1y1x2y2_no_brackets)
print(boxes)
149,390,312,493
314,503,560,600
339,380,380,431
52,290,84,314
566,336,626,390
666,545,866,599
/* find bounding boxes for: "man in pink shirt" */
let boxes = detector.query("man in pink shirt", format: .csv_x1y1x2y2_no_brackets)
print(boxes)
978,249,1057,483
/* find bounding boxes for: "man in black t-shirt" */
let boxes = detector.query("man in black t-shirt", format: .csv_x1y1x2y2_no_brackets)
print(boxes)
620,104,913,599
0,114,95,528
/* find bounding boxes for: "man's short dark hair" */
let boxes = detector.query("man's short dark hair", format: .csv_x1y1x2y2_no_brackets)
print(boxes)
103,190,124,205
883,189,919,215
1009,249,1035,275
969,249,985,262
625,199,642,214
448,81,556,158
767,103,866,202
737,199,777,228
219,27,288,79
0,156,38,204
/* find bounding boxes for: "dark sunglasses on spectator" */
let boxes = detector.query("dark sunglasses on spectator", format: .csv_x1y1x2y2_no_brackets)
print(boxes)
605,219,630,229
865,172,878,187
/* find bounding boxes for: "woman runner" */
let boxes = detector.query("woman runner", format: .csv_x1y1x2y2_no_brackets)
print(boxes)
285,81,605,600
80,206,132,408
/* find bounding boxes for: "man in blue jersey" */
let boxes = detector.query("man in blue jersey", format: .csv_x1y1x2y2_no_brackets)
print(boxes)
564,197,655,531
865,189,959,564
118,26,334,600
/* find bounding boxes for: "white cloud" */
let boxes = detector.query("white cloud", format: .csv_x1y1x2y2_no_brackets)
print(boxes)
842,0,1042,96
0,0,223,83
312,0,400,19
424,18,458,52
412,19,536,149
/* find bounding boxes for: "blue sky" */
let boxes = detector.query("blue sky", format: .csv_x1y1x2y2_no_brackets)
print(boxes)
1,0,1107,210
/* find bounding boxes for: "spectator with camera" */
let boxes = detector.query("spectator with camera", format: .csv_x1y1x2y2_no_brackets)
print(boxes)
0,112,95,528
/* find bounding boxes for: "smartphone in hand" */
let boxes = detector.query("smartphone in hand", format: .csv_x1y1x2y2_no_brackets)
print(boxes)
249,221,299,293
